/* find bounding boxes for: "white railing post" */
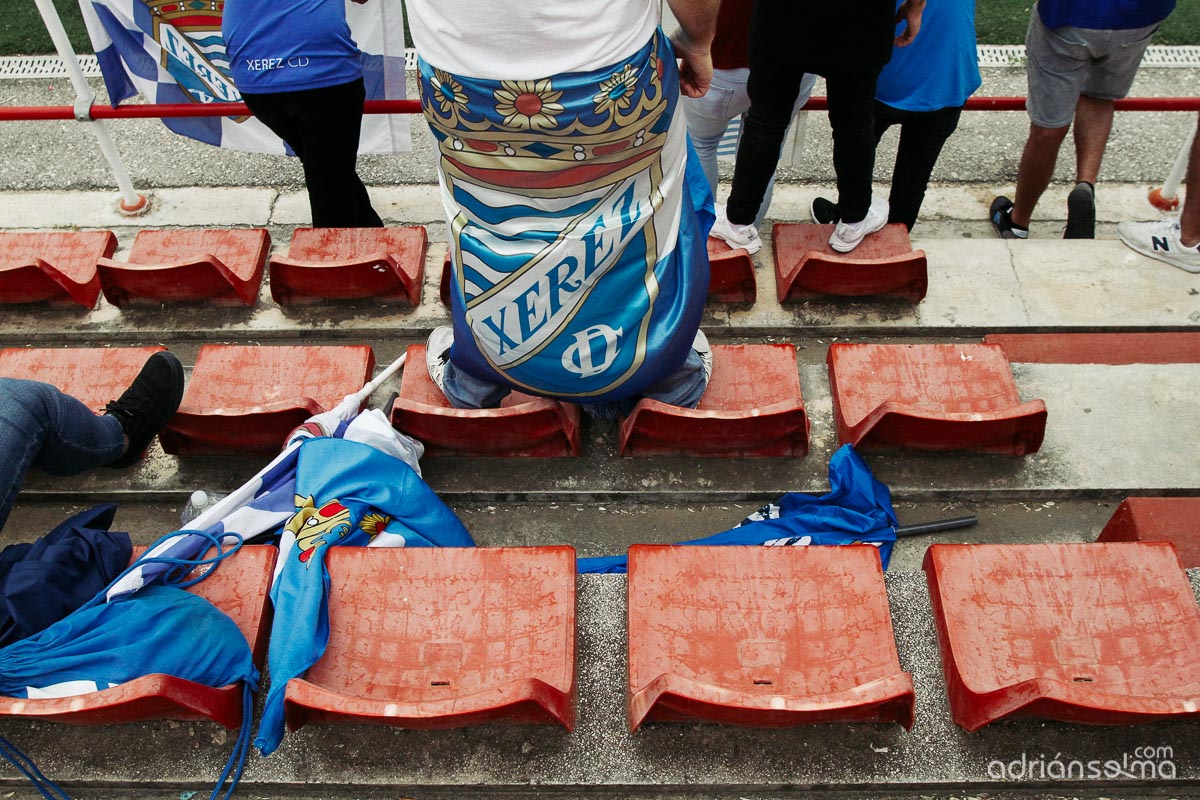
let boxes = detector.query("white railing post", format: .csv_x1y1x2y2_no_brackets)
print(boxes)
32,0,149,215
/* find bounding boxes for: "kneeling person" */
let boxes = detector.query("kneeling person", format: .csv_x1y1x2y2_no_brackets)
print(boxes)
408,0,719,417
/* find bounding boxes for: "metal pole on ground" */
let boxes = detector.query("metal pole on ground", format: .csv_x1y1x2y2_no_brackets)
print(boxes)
31,0,149,215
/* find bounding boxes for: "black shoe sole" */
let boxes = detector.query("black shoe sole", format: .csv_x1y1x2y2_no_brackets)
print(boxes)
1064,187,1096,239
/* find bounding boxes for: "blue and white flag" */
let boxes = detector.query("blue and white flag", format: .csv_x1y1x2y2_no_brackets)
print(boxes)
105,438,299,601
421,30,713,404
578,445,899,573
254,436,474,755
98,399,469,755
76,0,409,152
106,406,425,601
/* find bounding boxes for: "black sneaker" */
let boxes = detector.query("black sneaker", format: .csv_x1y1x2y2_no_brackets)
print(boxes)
810,196,840,225
1064,184,1096,239
990,196,1028,240
104,351,185,468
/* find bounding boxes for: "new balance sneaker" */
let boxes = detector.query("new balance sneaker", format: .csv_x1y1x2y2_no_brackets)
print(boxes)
693,328,712,384
710,204,763,254
1064,183,1096,239
989,196,1029,240
810,196,839,225
829,196,888,253
426,325,454,392
104,351,184,468
1117,219,1200,274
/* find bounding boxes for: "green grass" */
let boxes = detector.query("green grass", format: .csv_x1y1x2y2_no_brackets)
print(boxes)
0,0,1196,56
975,0,1200,46
0,0,91,56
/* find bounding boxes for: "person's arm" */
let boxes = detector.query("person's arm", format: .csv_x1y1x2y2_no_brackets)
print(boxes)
894,0,926,47
667,0,719,98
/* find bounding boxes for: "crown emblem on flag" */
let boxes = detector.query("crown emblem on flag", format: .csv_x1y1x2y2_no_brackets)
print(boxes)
141,0,239,105
147,0,223,22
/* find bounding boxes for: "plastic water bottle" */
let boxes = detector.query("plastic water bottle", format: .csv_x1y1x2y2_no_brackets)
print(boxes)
180,490,227,527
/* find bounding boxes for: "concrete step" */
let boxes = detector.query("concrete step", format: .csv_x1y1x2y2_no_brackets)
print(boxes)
2,246,1193,344
1,496,1118,574
12,356,1199,501
1,186,1197,343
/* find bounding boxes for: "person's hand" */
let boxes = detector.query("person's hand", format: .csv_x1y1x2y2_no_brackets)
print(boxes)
671,29,712,98
894,0,926,47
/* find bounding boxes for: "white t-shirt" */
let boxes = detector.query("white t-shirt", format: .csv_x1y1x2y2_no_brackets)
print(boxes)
405,0,660,79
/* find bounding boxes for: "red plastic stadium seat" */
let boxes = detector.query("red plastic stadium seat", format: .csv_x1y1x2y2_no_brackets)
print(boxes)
269,226,427,305
284,546,576,731
160,344,375,455
619,344,808,456
0,346,166,414
442,241,757,306
0,231,116,307
984,332,1200,365
924,542,1200,732
391,344,581,457
827,343,1047,454
1097,497,1200,568
706,238,756,303
0,545,276,728
627,545,915,731
772,223,927,302
97,229,269,307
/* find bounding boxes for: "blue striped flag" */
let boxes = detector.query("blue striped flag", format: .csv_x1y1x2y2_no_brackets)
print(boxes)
76,0,409,152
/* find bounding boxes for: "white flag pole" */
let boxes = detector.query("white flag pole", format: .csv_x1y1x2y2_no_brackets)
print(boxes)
1160,124,1197,207
32,0,149,215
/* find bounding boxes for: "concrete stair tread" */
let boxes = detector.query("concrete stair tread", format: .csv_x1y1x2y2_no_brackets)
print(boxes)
14,361,1199,499
0,236,1197,341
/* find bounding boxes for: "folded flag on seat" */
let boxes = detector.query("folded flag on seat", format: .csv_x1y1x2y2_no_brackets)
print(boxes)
578,445,898,573
253,436,474,755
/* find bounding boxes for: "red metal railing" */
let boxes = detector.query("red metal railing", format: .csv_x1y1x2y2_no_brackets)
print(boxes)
0,96,1198,122
0,99,423,121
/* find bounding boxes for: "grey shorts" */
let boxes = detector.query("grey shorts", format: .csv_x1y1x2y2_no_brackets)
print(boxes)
1025,3,1157,128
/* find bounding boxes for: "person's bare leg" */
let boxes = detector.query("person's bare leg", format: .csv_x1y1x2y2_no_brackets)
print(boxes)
1182,113,1200,247
1011,122,1070,228
1073,95,1114,184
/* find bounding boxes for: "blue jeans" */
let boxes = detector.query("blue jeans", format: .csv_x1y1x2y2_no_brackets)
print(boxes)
0,379,125,532
684,67,815,226
443,349,709,420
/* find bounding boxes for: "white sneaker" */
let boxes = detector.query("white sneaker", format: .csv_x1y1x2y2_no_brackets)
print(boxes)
710,205,762,255
829,196,889,253
1117,219,1200,274
425,326,454,392
692,329,712,384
